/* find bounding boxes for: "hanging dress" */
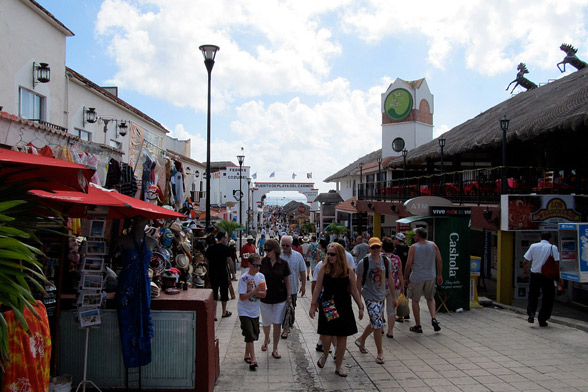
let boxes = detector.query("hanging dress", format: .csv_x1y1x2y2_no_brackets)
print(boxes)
116,237,154,368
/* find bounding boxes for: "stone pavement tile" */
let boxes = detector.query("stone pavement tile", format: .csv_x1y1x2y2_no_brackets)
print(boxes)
457,384,490,392
487,367,515,376
416,370,445,379
484,382,521,391
423,377,454,387
463,368,492,377
431,385,462,392
474,375,503,384
508,381,548,390
498,373,529,383
430,363,459,372
396,378,429,388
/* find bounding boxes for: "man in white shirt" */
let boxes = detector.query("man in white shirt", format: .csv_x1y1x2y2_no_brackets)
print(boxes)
280,236,306,339
523,232,560,327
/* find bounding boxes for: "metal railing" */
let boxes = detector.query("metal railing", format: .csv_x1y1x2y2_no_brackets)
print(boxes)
357,166,587,205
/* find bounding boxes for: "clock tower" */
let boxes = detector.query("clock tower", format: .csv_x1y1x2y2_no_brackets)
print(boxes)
381,78,433,158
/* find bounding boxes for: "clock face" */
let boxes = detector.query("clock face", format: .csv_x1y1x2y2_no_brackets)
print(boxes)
384,88,413,121
392,137,405,152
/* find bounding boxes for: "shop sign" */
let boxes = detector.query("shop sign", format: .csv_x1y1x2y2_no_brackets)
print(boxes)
384,88,413,121
404,196,452,216
504,195,584,231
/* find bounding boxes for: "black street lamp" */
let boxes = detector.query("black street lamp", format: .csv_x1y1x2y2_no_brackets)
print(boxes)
199,44,220,229
402,149,408,178
439,136,446,195
237,152,245,252
247,177,251,233
500,116,510,194
359,161,364,183
377,156,382,200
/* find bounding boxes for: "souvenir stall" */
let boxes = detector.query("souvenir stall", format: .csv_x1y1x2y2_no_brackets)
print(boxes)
0,149,218,392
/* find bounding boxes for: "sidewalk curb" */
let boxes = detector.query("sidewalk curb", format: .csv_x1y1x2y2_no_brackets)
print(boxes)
491,301,588,333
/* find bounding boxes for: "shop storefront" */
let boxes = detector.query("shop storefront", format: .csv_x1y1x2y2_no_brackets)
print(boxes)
500,194,588,306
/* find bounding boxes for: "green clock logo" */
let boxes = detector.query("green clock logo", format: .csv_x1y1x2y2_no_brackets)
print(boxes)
384,88,413,121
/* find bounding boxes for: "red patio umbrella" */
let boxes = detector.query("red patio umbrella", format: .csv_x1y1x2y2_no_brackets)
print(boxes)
0,148,95,192
30,184,186,219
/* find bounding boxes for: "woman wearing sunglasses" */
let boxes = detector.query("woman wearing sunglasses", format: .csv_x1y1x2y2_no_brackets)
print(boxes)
309,242,363,377
259,239,291,359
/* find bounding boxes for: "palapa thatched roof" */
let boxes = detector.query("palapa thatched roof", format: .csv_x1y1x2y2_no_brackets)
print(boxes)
324,149,382,182
314,190,344,204
387,68,588,168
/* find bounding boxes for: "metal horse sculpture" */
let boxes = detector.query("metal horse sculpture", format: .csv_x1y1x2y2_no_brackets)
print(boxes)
506,63,537,93
557,43,587,72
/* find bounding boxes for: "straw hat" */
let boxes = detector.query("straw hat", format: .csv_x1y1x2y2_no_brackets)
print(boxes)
175,253,190,270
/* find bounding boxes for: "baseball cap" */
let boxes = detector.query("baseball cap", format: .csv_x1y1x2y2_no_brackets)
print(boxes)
395,233,406,242
368,237,382,247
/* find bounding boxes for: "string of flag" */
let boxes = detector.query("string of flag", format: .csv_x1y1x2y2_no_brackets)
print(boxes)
251,172,312,179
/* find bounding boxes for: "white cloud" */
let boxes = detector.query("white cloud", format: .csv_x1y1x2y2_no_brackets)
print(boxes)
342,0,588,75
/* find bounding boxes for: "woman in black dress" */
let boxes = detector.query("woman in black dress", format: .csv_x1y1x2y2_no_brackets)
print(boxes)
309,242,363,377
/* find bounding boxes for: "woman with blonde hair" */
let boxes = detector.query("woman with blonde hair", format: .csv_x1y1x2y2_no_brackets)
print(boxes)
309,242,363,377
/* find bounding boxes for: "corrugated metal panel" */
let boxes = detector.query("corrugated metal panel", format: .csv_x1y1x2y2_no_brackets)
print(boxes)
142,311,196,388
59,309,196,389
59,310,125,388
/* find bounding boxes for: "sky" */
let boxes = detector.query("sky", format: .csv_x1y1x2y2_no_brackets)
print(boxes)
37,0,588,196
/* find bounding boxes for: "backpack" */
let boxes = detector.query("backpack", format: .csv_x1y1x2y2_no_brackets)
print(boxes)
361,254,389,285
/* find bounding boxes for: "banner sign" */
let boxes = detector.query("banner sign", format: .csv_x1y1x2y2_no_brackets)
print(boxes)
254,182,315,189
432,207,471,311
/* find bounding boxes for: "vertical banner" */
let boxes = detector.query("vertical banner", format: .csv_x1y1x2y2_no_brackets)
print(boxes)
483,229,492,278
431,207,471,311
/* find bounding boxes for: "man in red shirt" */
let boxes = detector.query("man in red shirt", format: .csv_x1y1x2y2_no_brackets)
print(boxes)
240,235,257,274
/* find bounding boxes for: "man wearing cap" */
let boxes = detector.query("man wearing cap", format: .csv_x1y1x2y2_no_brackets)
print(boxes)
404,227,443,333
279,235,306,339
240,235,257,275
354,237,395,364
205,231,236,320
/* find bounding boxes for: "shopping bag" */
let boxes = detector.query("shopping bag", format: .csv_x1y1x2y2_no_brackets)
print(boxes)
282,303,295,329
396,293,410,318
541,246,560,280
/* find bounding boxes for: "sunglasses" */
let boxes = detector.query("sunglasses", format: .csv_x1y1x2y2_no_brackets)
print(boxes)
281,244,291,247
252,263,262,268
370,245,381,250
327,252,337,256
264,248,272,252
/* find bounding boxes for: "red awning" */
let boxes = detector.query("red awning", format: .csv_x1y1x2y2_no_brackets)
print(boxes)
30,184,186,220
0,148,95,192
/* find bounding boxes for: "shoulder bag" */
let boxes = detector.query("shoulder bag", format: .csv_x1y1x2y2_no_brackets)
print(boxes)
540,245,559,280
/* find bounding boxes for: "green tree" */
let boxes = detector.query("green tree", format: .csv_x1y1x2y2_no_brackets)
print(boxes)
302,222,315,235
325,222,348,239
217,219,244,238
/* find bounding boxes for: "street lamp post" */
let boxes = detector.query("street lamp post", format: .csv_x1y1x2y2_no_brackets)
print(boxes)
199,44,220,229
247,177,251,234
237,153,245,252
358,161,364,200
402,149,408,178
377,156,382,200
439,136,446,195
500,116,510,194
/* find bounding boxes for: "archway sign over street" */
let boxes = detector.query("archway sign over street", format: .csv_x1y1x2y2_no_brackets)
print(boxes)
251,182,319,231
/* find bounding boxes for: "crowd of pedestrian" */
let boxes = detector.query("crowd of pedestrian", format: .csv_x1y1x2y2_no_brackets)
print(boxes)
203,221,450,373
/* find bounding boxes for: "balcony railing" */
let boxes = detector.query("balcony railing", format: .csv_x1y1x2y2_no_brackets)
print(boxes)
357,166,587,205
31,119,69,133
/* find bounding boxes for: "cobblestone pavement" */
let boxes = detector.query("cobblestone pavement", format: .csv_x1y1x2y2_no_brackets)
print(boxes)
214,277,588,391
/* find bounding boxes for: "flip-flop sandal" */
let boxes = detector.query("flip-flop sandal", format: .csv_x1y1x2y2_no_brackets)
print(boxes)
334,368,348,377
271,351,282,359
281,332,289,339
409,325,423,333
317,355,328,368
386,334,394,339
221,311,232,318
261,341,269,351
244,357,251,363
354,339,368,354
376,356,385,364
249,362,258,371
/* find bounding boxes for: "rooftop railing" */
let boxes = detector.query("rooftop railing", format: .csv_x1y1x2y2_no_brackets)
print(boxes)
357,166,587,205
